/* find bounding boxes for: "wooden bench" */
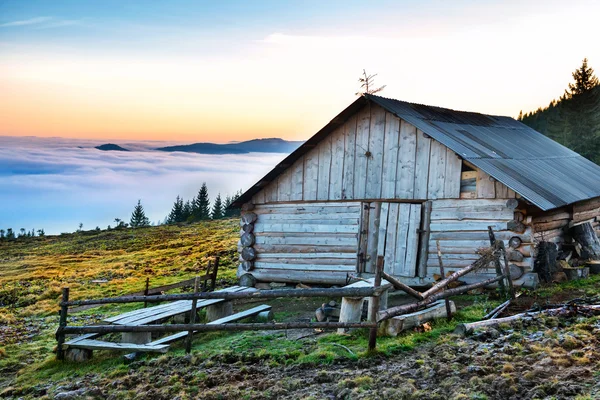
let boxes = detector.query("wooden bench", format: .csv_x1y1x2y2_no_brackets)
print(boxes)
337,278,392,334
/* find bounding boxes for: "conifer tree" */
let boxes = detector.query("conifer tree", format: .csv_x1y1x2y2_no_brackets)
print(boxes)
224,189,243,217
211,194,224,219
0,229,4,239
167,195,184,224
193,183,210,220
182,200,192,222
130,200,150,227
567,58,599,98
6,228,14,240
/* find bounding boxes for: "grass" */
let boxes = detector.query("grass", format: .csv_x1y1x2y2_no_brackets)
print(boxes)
3,220,600,397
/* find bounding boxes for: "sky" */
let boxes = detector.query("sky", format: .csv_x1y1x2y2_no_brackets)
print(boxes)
1,0,600,142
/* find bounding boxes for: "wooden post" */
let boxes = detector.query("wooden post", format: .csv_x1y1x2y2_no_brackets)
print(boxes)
417,201,432,278
211,257,219,291
185,277,200,354
56,287,69,361
488,226,507,298
202,260,212,292
368,256,383,352
498,241,515,299
435,241,452,321
143,277,150,308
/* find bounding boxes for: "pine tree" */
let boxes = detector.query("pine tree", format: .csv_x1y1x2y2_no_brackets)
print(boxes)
224,189,243,217
567,58,599,98
182,200,192,222
130,200,150,227
211,194,224,219
37,229,45,237
0,229,5,239
6,228,15,240
192,183,210,221
166,195,184,224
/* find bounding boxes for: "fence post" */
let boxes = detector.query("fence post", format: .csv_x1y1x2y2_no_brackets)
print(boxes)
488,227,508,298
185,277,200,354
368,256,383,352
211,257,219,291
56,287,69,361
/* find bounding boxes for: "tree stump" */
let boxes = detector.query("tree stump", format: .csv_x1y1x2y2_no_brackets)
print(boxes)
571,222,600,260
337,297,365,334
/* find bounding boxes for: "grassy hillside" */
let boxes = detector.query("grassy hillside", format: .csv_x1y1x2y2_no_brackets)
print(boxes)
0,220,240,318
2,220,600,399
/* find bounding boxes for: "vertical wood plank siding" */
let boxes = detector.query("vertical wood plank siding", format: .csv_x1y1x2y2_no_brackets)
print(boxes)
253,104,463,204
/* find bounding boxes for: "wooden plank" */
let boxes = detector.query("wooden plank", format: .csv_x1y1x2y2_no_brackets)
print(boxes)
329,127,346,200
377,202,390,257
381,113,400,198
65,339,169,353
104,300,191,323
147,331,188,346
353,105,371,199
430,230,531,241
427,139,446,199
303,149,319,200
264,181,278,203
254,206,361,215
430,209,514,221
255,212,360,221
358,202,370,273
254,244,357,253
404,204,422,277
64,333,102,345
414,129,431,199
476,169,496,199
365,105,386,199
277,168,292,202
256,252,356,259
255,218,359,226
252,189,265,205
444,149,462,198
429,221,509,232
396,120,417,199
432,199,511,209
290,157,304,201
254,263,355,271
394,204,411,276
317,135,332,201
253,223,358,234
383,203,400,275
342,114,358,199
255,235,358,246
365,202,382,273
207,305,272,325
254,201,360,210
344,277,392,290
495,181,509,198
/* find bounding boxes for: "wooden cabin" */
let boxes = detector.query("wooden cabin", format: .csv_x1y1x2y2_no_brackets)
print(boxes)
231,94,600,288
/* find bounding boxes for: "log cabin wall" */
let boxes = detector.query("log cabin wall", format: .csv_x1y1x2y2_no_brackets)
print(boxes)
427,199,534,283
251,103,463,205
239,202,362,284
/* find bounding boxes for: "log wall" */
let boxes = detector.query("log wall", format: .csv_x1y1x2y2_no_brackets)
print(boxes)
239,202,361,284
427,199,533,277
252,104,462,205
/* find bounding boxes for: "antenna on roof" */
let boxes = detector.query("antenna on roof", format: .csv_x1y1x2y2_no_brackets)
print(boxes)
356,69,386,96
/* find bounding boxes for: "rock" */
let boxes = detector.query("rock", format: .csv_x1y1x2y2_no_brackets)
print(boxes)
54,388,86,400
65,348,93,363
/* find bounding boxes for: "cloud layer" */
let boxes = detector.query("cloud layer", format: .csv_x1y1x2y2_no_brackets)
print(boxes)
0,136,284,234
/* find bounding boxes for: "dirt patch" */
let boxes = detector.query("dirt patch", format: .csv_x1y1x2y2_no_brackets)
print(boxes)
6,314,600,400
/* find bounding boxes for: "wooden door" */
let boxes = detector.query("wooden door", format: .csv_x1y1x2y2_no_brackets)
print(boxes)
361,202,422,277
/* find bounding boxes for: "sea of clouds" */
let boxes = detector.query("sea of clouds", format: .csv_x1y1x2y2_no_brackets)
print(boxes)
0,136,286,234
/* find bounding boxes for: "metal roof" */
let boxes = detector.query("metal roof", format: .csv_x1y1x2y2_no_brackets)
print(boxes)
232,94,600,211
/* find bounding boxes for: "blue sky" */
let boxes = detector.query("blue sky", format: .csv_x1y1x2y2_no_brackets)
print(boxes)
3,0,599,143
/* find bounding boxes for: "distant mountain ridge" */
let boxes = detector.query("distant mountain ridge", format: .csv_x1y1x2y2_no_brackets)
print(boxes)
95,143,129,152
156,138,304,154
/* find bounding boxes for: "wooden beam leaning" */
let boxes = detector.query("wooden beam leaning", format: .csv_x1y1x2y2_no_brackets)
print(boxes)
419,247,497,299
64,286,386,307
377,276,503,322
381,272,424,300
436,241,453,321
